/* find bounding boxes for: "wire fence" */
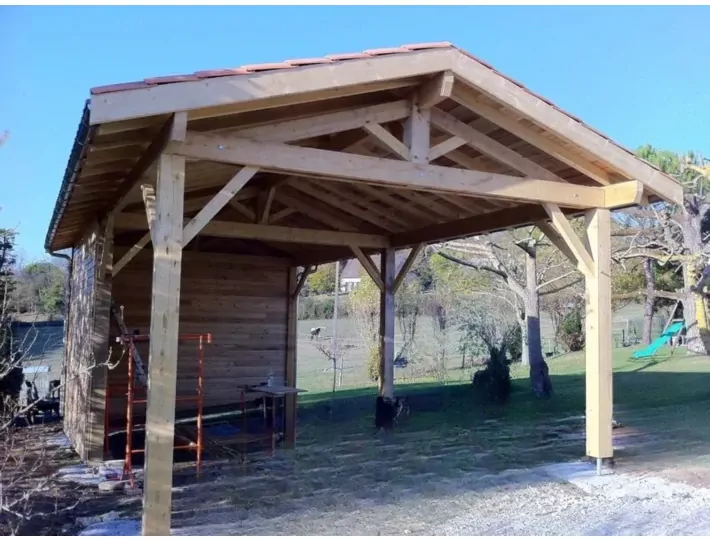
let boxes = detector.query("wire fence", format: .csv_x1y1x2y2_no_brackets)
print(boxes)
296,304,671,394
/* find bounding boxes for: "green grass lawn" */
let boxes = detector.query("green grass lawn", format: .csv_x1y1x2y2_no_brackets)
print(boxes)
296,346,710,473
300,346,710,438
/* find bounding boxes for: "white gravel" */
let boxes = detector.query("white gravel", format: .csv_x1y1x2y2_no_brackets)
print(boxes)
434,462,710,536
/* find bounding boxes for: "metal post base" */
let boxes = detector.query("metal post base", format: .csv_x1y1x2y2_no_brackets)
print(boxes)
596,457,603,475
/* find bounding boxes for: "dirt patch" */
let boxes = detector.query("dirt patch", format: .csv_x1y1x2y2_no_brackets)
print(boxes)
0,424,138,535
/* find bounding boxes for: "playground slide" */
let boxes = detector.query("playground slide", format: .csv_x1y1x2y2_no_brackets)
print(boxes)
631,321,685,359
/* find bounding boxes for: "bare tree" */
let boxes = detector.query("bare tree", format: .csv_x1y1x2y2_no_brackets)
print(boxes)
433,227,580,398
613,153,710,353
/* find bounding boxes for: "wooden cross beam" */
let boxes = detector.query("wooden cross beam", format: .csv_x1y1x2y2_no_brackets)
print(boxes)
177,134,622,209
116,213,389,248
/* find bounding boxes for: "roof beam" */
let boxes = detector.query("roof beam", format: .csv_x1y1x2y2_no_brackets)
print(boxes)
542,203,595,277
90,49,456,124
417,71,455,109
393,244,424,292
116,213,389,248
102,112,187,217
231,100,410,142
450,87,613,185
273,188,363,231
350,246,385,292
364,124,411,160
182,166,259,245
178,133,607,208
287,179,402,232
452,55,683,203
431,108,568,183
391,204,580,248
429,136,467,161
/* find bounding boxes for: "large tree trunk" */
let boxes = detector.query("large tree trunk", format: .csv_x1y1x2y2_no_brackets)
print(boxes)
681,206,708,354
524,247,553,398
642,258,655,345
520,311,529,367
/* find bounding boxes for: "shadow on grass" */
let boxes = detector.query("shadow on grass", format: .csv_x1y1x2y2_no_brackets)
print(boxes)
170,354,710,534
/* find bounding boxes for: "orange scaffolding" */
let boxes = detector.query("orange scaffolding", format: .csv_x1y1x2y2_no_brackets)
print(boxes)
104,332,212,487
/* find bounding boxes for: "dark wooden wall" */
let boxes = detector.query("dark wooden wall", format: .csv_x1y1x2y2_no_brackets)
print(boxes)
106,250,290,423
63,227,100,459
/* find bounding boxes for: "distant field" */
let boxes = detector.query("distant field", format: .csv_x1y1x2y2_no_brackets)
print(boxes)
296,302,671,394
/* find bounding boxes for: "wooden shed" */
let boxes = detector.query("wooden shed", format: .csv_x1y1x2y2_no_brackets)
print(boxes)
45,42,682,535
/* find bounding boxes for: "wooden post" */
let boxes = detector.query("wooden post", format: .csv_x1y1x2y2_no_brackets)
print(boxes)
142,153,185,536
284,267,298,447
584,207,613,461
379,248,395,398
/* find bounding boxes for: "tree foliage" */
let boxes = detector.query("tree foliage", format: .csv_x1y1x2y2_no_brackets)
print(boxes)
307,263,336,296
11,261,67,318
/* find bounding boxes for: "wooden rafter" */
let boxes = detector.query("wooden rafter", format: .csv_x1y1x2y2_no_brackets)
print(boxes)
90,50,454,124
273,188,363,231
431,108,568,183
287,178,402,232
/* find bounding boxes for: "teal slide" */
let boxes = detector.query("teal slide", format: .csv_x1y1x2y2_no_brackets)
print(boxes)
631,320,685,359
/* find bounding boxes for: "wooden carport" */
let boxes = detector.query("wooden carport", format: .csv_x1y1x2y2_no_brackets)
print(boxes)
45,42,683,535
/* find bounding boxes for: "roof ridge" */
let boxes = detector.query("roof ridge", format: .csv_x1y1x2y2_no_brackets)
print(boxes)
90,42,454,95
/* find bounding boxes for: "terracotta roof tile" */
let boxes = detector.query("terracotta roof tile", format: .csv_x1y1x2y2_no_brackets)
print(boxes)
324,52,372,61
144,74,200,85
285,57,334,67
90,81,149,95
194,68,250,78
402,41,453,50
241,61,295,72
362,46,411,56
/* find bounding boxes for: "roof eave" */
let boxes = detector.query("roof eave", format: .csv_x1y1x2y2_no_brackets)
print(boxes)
44,101,93,253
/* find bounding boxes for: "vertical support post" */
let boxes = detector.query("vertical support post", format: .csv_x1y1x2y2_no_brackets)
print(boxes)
584,207,613,465
87,215,114,462
141,152,185,536
404,101,431,164
379,249,396,398
284,267,298,447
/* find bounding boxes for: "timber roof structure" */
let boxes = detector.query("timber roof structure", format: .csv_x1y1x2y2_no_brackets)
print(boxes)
45,42,683,263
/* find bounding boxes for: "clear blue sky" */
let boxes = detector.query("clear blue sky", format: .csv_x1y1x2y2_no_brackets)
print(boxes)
1,5,708,260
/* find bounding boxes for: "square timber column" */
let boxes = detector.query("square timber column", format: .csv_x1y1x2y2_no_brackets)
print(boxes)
584,207,613,464
142,153,185,536
379,248,396,399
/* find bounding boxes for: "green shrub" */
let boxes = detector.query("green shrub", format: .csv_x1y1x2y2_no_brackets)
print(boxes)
559,309,585,352
472,346,511,404
298,295,350,320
